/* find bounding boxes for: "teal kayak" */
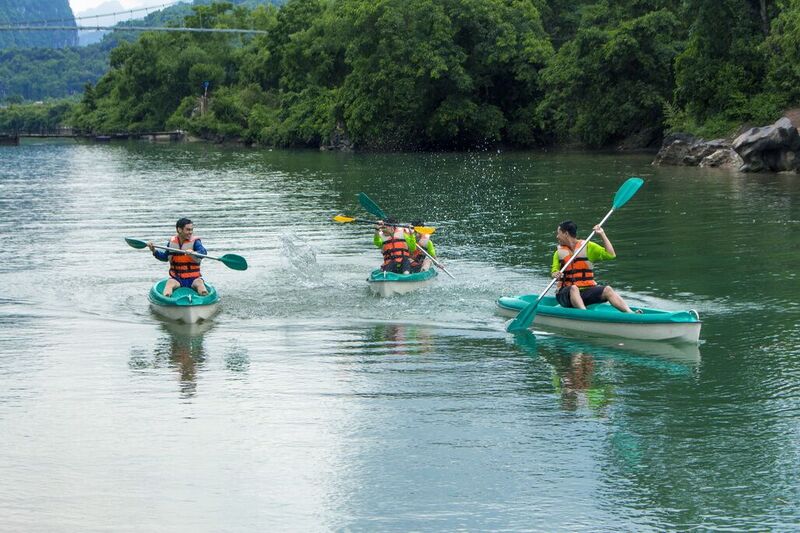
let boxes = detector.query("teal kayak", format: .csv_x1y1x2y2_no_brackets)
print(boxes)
367,268,438,297
497,294,701,343
148,279,220,323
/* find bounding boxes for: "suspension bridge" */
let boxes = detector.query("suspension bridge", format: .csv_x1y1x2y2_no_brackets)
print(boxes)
0,1,267,35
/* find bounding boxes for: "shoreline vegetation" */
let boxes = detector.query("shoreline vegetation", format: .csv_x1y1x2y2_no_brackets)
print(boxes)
2,0,800,153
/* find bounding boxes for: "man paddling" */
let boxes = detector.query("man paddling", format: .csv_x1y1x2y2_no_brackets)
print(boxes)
552,220,637,313
374,218,415,274
147,218,209,297
409,220,435,272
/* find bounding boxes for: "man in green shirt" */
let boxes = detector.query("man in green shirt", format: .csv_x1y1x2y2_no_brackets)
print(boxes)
551,220,636,313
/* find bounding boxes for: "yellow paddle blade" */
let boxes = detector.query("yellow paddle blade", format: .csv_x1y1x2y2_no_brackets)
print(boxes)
333,215,355,223
414,226,435,234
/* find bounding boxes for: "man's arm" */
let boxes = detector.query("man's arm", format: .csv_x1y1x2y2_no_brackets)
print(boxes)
193,239,207,256
586,240,616,262
593,225,616,257
149,241,169,262
406,232,417,253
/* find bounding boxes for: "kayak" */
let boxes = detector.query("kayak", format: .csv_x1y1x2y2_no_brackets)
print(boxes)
497,294,701,344
148,279,220,323
367,268,438,297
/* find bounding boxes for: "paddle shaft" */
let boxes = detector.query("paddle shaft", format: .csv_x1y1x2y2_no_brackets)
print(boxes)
148,243,227,263
414,242,455,280
346,217,419,230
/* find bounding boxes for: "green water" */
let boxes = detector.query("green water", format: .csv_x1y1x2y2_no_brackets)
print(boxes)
0,141,798,530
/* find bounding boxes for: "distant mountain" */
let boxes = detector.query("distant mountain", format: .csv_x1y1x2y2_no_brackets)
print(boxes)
0,0,283,101
74,1,124,46
0,0,78,49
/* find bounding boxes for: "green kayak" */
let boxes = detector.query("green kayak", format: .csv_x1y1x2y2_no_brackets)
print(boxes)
497,294,701,343
148,279,220,323
367,268,438,297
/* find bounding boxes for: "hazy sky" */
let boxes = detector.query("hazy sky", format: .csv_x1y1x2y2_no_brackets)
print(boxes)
69,0,180,15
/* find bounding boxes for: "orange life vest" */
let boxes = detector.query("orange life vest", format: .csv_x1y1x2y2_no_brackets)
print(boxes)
381,227,410,266
168,235,202,280
557,240,596,289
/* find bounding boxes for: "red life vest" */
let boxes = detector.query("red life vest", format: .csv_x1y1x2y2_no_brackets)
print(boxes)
381,227,410,266
168,235,202,280
557,240,596,289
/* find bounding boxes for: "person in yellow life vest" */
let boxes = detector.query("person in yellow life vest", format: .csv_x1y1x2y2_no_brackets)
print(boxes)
374,218,415,274
552,220,637,313
409,220,435,272
147,218,209,298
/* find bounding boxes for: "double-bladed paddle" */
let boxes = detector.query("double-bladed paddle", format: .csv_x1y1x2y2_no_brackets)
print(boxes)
506,177,644,333
332,215,436,234
124,237,248,271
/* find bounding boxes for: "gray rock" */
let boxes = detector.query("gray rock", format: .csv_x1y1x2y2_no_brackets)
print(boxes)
699,149,743,168
732,117,800,172
652,134,733,167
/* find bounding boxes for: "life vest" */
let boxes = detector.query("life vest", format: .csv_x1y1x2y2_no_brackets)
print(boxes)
168,235,202,280
381,227,410,266
557,240,596,289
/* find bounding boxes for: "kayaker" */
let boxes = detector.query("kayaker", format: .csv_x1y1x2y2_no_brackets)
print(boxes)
409,220,435,272
147,218,209,297
374,218,414,274
552,220,637,313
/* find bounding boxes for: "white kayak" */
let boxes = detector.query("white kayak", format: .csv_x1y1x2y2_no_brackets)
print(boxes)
497,294,701,344
148,279,220,323
367,268,438,297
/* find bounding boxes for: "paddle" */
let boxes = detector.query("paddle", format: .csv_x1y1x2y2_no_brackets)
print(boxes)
506,177,644,333
332,215,436,234
413,241,456,280
124,237,249,271
358,192,388,220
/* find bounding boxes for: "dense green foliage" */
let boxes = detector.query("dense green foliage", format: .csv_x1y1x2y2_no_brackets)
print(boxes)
0,45,110,101
0,0,77,49
4,0,800,147
0,100,73,133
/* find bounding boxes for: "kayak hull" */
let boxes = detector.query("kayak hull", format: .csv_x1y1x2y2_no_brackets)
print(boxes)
497,294,701,344
148,279,220,323
367,268,438,297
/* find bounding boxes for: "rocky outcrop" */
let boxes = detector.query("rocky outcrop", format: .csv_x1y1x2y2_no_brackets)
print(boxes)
652,133,741,168
321,121,353,151
731,117,800,172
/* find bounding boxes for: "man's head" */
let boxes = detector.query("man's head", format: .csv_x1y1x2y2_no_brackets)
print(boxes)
176,218,194,240
557,220,577,244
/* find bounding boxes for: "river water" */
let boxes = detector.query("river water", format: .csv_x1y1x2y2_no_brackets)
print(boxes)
1,141,798,531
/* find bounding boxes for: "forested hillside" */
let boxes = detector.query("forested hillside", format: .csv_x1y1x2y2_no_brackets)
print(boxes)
4,0,800,150
0,0,77,49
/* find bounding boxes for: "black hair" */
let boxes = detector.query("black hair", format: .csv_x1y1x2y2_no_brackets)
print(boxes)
176,218,193,230
558,220,577,237
385,217,398,225
411,220,424,227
